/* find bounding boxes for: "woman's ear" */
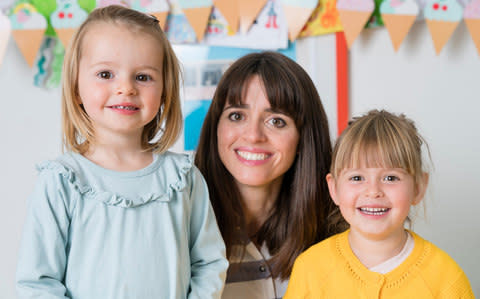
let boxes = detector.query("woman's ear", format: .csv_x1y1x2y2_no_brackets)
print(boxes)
412,172,429,206
326,173,339,206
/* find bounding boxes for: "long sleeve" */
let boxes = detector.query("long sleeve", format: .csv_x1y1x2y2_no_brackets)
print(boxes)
187,166,228,299
16,167,74,299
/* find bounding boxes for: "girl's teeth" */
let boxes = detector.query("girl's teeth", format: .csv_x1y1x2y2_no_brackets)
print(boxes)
360,207,389,215
237,151,268,161
112,105,137,110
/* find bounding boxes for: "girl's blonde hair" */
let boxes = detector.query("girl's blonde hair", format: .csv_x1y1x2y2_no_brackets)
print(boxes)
331,110,429,187
62,5,182,154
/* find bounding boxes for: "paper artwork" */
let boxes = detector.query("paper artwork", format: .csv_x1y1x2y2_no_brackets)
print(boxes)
239,0,269,34
202,0,288,50
299,0,343,38
336,0,374,48
164,1,197,44
424,0,463,55
380,0,419,51
9,3,47,67
51,0,88,48
281,0,317,41
214,0,240,33
0,12,10,67
96,0,130,8
177,0,213,41
464,0,480,55
365,0,384,28
131,0,170,29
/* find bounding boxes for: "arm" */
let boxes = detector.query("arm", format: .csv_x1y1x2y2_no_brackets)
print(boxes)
187,166,228,299
16,169,73,299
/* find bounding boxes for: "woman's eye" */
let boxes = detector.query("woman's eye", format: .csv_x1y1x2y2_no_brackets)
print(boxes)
97,71,113,79
228,112,243,121
136,74,152,82
384,175,399,182
267,118,286,128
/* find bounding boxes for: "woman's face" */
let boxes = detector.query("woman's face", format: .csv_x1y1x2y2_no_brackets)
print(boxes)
217,76,300,192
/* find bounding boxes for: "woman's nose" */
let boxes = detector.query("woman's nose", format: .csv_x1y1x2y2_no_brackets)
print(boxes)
243,120,267,143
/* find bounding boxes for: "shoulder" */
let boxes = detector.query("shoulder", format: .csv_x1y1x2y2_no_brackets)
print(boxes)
412,233,474,297
155,151,206,192
294,232,344,276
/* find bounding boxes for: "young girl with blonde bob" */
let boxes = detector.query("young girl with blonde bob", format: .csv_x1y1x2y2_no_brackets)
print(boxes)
16,6,227,299
285,110,474,298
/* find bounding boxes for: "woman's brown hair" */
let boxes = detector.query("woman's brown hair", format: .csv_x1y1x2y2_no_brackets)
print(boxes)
62,5,182,154
195,51,347,279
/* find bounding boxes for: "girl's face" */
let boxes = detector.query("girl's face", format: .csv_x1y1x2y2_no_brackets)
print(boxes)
77,22,163,144
216,76,300,194
326,166,426,243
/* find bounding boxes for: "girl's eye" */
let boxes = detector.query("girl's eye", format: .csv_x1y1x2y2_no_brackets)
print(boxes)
97,71,113,79
228,112,243,122
384,175,399,182
267,117,287,128
136,74,152,82
349,175,363,182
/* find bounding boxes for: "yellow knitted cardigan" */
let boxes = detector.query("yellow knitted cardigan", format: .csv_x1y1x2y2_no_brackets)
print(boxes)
285,230,474,298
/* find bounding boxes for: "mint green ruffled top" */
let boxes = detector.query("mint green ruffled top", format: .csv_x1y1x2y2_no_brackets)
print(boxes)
16,151,228,299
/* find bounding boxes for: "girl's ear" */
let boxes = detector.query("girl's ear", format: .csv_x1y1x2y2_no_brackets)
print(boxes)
326,173,340,206
412,172,429,206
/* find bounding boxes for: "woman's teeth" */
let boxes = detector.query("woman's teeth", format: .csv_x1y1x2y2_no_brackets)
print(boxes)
237,151,269,161
359,207,389,215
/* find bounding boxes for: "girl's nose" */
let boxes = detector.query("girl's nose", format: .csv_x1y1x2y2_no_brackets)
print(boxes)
365,181,384,198
116,77,137,96
243,120,267,143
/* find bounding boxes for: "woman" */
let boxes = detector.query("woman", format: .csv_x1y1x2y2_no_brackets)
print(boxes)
195,51,347,298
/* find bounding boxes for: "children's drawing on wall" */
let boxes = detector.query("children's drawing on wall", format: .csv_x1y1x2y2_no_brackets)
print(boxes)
51,0,88,48
299,0,343,38
202,0,288,50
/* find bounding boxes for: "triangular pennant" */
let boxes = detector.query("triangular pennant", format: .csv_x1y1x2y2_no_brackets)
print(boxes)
423,0,462,55
282,0,317,41
337,0,374,48
9,3,47,67
182,6,212,41
380,0,419,51
214,0,240,33
464,0,480,56
239,0,268,34
51,0,88,48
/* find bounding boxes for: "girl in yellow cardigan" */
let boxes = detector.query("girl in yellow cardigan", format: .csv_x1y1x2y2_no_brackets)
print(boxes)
285,110,474,298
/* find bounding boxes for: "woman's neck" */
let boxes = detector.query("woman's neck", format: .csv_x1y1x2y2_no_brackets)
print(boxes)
348,228,408,268
238,180,282,239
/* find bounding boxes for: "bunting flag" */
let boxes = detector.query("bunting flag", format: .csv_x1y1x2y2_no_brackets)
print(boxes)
424,0,463,55
0,12,10,67
464,0,480,55
51,0,88,48
281,0,317,41
380,0,419,51
177,0,213,41
131,0,170,29
239,0,268,34
299,0,343,38
9,3,47,67
213,0,240,33
336,0,374,48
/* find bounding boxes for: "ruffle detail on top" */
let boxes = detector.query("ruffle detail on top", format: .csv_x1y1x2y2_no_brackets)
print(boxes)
36,153,194,208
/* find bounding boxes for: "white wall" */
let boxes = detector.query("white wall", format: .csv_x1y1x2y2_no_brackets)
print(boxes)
1,21,479,298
